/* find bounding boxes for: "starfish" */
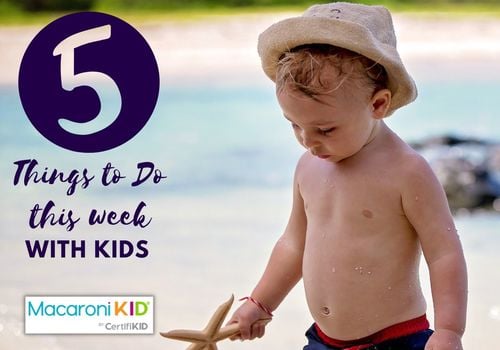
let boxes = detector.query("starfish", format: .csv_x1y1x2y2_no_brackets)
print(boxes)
160,295,270,350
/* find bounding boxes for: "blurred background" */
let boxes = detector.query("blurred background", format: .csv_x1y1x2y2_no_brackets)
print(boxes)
1,1,499,349
2,0,500,12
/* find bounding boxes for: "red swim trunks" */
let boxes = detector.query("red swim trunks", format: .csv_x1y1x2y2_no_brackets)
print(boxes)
312,314,431,350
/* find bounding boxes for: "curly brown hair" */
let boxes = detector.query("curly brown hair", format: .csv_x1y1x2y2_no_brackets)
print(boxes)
276,44,388,101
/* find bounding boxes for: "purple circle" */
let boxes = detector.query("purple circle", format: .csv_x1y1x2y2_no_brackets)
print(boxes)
18,12,160,153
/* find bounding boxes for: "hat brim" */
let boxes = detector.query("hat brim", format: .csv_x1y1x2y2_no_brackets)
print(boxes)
257,17,417,114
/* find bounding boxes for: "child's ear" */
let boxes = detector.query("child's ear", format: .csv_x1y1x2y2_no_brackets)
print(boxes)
370,89,392,119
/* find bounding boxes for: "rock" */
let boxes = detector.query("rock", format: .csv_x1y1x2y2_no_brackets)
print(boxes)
411,135,500,211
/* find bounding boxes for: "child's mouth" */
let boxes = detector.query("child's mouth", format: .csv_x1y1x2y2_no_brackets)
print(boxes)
316,154,330,159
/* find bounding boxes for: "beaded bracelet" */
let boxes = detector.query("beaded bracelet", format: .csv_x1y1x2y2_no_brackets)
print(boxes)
239,296,274,317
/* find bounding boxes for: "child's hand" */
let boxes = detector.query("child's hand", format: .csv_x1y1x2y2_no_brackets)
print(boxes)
226,299,272,341
425,329,463,350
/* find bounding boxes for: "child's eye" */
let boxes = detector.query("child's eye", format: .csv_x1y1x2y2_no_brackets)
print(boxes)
319,127,336,135
291,123,300,130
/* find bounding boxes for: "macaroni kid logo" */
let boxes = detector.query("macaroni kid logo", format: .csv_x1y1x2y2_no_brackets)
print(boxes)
25,296,154,334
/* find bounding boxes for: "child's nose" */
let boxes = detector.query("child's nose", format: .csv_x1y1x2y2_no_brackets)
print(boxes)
301,131,319,148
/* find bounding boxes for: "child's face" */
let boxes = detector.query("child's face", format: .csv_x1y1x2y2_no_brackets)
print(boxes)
277,85,385,163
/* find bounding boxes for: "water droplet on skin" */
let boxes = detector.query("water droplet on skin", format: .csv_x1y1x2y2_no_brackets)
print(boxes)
331,267,336,273
387,286,392,291
354,266,364,275
415,196,419,201
362,209,373,219
367,271,372,276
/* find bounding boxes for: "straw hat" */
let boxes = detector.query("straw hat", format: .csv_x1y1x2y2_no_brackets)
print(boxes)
257,2,417,114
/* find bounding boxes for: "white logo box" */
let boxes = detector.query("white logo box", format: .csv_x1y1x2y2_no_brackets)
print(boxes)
25,296,154,334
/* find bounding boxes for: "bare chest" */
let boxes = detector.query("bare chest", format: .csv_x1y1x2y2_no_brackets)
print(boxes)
299,161,409,241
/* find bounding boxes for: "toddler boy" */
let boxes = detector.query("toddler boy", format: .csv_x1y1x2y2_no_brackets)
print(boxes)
229,3,467,350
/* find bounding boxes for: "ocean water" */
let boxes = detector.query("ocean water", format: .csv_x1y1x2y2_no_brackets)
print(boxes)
2,80,499,191
1,79,500,350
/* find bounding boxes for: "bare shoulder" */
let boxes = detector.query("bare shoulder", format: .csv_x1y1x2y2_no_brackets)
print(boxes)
373,133,443,197
295,151,316,180
394,147,440,189
392,143,452,220
375,131,436,185
388,142,455,240
297,150,315,168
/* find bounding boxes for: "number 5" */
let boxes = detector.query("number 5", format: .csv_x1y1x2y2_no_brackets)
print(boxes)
53,25,121,135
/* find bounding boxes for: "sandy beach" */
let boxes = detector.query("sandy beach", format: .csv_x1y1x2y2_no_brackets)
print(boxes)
1,10,500,350
1,12,500,86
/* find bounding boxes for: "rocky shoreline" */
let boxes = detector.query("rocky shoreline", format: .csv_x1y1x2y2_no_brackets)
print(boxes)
412,135,500,212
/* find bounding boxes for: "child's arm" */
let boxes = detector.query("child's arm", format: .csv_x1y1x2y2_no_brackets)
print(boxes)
228,156,307,340
401,154,467,350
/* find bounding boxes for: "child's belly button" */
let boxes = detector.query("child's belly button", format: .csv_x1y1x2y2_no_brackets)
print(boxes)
320,306,331,316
